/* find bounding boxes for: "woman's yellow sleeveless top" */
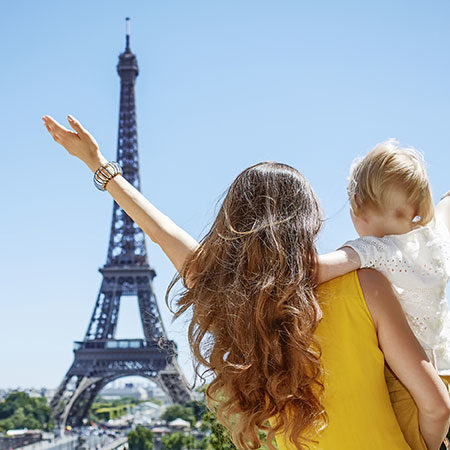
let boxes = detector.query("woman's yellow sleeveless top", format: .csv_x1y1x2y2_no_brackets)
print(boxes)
273,271,412,449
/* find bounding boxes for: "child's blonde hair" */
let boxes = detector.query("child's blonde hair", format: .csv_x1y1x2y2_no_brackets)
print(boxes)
347,139,434,225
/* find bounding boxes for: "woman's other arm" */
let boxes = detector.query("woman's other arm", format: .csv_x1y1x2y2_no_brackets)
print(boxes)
359,269,450,450
317,247,361,284
42,115,199,275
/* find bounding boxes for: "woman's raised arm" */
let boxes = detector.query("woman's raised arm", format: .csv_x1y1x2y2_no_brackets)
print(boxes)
42,115,199,274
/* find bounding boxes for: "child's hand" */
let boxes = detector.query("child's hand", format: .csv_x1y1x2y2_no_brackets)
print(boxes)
42,115,107,172
436,191,450,234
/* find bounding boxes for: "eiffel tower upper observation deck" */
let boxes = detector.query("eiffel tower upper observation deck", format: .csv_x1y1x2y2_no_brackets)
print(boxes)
50,18,191,428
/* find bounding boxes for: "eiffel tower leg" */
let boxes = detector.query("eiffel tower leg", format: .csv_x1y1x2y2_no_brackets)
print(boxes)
50,373,73,424
67,378,108,427
157,360,192,404
137,288,164,342
58,376,103,429
85,288,121,341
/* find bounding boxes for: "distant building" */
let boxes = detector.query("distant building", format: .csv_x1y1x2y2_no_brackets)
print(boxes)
0,387,52,401
100,383,148,401
133,401,163,426
168,418,191,430
144,385,167,403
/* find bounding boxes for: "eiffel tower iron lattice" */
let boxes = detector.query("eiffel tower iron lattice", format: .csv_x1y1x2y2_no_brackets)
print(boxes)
50,19,191,428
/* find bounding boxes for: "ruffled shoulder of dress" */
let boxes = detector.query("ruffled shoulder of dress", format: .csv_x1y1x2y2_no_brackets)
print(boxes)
386,222,433,243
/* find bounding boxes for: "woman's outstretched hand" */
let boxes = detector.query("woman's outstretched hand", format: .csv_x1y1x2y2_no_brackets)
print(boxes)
42,114,199,275
42,115,107,172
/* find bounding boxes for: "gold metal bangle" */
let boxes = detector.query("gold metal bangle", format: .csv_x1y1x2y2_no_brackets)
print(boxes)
93,161,122,191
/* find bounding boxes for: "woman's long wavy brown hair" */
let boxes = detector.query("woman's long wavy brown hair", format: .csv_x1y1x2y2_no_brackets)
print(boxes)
167,162,326,449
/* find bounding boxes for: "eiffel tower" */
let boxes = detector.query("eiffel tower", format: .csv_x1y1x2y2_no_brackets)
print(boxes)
50,18,191,428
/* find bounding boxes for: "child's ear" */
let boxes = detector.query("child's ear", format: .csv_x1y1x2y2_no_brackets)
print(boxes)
351,195,369,223
350,195,363,218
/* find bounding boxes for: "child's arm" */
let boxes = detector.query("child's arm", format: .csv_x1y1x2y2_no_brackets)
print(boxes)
436,191,450,233
317,247,361,284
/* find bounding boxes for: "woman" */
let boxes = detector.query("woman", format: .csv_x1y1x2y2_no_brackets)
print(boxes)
42,115,449,449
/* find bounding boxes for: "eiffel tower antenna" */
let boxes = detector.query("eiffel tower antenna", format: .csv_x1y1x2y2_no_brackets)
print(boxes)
125,17,130,51
50,18,191,429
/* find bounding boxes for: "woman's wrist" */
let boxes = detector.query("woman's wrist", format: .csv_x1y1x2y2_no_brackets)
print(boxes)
93,161,122,191
85,153,109,173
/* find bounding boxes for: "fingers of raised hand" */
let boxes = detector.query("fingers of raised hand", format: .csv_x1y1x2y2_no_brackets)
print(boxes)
42,115,78,149
43,115,63,130
67,115,90,138
66,115,98,149
42,119,61,142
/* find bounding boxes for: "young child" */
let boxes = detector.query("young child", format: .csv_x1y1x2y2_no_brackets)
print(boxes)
318,139,450,449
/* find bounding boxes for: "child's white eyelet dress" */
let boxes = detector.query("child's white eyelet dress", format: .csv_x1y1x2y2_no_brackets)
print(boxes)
343,219,450,375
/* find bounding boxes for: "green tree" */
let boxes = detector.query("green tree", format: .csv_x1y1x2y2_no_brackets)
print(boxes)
185,400,207,422
161,404,196,427
161,432,199,450
184,434,201,449
0,392,28,419
196,437,209,450
128,425,154,450
0,392,53,432
198,410,276,450
161,431,184,450
200,411,237,450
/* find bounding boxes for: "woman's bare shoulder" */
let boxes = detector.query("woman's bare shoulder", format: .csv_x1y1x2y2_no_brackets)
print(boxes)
356,268,399,329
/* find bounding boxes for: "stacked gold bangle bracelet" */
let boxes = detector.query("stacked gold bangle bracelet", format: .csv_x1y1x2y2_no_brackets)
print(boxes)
93,161,123,191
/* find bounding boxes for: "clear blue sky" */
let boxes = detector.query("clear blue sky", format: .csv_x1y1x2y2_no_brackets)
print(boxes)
1,0,450,389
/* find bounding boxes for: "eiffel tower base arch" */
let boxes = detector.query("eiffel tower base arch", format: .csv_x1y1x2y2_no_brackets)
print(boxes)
51,341,191,429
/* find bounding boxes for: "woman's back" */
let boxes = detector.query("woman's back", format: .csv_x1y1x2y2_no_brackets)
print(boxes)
275,271,412,449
